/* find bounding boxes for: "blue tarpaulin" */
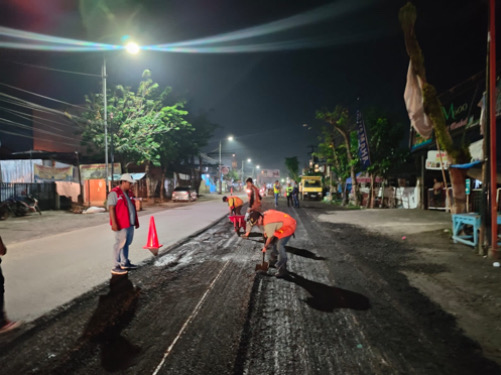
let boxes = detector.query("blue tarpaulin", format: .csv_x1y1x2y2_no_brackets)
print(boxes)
449,160,482,169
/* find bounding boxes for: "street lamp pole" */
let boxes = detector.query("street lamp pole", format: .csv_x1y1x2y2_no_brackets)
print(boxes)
218,136,234,194
102,56,109,195
241,160,244,187
218,139,222,194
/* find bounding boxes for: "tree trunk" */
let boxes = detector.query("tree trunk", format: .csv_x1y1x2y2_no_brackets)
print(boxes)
160,167,166,201
145,161,151,199
337,126,360,206
448,168,467,214
370,174,375,208
341,179,348,206
195,156,203,196
400,3,469,214
379,179,385,208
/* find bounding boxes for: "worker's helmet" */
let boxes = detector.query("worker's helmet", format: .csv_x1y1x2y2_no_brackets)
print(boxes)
248,211,263,226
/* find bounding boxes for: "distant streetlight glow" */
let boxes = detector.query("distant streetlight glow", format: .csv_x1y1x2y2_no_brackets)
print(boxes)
247,158,251,163
125,41,140,54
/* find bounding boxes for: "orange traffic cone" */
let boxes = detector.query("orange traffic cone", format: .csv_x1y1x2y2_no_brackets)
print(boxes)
143,216,163,256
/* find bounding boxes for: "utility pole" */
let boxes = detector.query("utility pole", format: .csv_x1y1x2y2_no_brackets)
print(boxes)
218,139,222,194
489,0,498,258
102,56,109,195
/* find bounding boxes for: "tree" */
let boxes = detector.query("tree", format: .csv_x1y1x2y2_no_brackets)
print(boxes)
285,156,300,182
399,2,470,213
79,70,192,197
364,109,409,207
315,126,356,205
316,106,361,206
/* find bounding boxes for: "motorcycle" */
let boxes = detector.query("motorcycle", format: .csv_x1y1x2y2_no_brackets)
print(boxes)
0,195,41,220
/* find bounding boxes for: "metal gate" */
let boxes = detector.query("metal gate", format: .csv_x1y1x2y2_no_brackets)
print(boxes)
0,183,57,210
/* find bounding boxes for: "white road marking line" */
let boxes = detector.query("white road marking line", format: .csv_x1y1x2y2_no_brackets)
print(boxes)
151,259,231,375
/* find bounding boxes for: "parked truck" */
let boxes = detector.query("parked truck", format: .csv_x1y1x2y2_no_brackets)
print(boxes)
299,175,323,200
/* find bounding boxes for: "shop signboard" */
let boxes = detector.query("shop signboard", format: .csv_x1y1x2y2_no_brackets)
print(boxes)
80,163,122,180
425,150,449,170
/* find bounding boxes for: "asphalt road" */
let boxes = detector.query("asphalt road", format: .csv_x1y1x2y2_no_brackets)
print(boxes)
0,198,500,374
0,198,228,322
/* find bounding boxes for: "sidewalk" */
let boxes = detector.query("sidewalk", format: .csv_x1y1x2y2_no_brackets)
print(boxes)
1,194,229,322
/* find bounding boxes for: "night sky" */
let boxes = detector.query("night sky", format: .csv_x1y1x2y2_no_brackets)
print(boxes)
0,0,493,172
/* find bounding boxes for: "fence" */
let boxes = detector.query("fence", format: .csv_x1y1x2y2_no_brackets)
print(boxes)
0,182,57,210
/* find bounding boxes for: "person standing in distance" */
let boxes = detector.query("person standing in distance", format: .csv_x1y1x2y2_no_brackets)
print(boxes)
242,177,262,238
108,174,140,275
286,182,293,207
273,180,281,207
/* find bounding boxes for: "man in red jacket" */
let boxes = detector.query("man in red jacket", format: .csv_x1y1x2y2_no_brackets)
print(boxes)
249,210,296,278
0,236,21,334
108,174,140,275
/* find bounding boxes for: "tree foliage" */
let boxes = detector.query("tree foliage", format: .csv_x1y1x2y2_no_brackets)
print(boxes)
284,156,300,182
316,106,360,205
364,108,409,178
79,70,190,169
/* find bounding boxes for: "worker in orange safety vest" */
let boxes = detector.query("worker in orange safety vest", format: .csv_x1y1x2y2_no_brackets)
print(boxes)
222,195,244,215
248,209,296,278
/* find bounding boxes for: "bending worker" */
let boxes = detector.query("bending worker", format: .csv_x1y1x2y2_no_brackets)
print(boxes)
248,210,297,278
222,195,244,215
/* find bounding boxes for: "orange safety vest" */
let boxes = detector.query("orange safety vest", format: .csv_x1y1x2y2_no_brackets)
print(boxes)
263,209,296,239
227,196,243,208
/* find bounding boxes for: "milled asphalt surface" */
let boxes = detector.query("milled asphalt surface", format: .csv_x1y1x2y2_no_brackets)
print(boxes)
1,197,501,374
0,199,461,324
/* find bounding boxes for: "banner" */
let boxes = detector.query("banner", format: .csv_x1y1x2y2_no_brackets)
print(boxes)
404,61,433,139
356,110,371,170
425,150,449,170
34,164,74,182
260,169,280,178
79,163,121,180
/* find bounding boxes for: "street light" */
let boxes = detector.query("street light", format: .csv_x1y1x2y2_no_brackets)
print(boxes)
125,41,140,54
218,135,234,194
102,41,140,193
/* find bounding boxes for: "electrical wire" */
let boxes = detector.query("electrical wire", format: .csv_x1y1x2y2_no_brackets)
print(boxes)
2,60,101,77
0,82,88,109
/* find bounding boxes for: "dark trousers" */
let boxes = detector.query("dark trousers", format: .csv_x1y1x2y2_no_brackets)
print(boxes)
231,206,242,215
0,264,6,326
287,195,292,207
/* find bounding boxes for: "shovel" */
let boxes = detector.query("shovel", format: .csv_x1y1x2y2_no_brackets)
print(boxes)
255,248,269,272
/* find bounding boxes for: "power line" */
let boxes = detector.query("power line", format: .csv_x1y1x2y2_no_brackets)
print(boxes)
0,116,81,143
0,82,87,109
3,60,101,78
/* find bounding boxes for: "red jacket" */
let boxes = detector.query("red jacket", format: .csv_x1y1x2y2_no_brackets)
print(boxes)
110,186,139,230
263,209,296,239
